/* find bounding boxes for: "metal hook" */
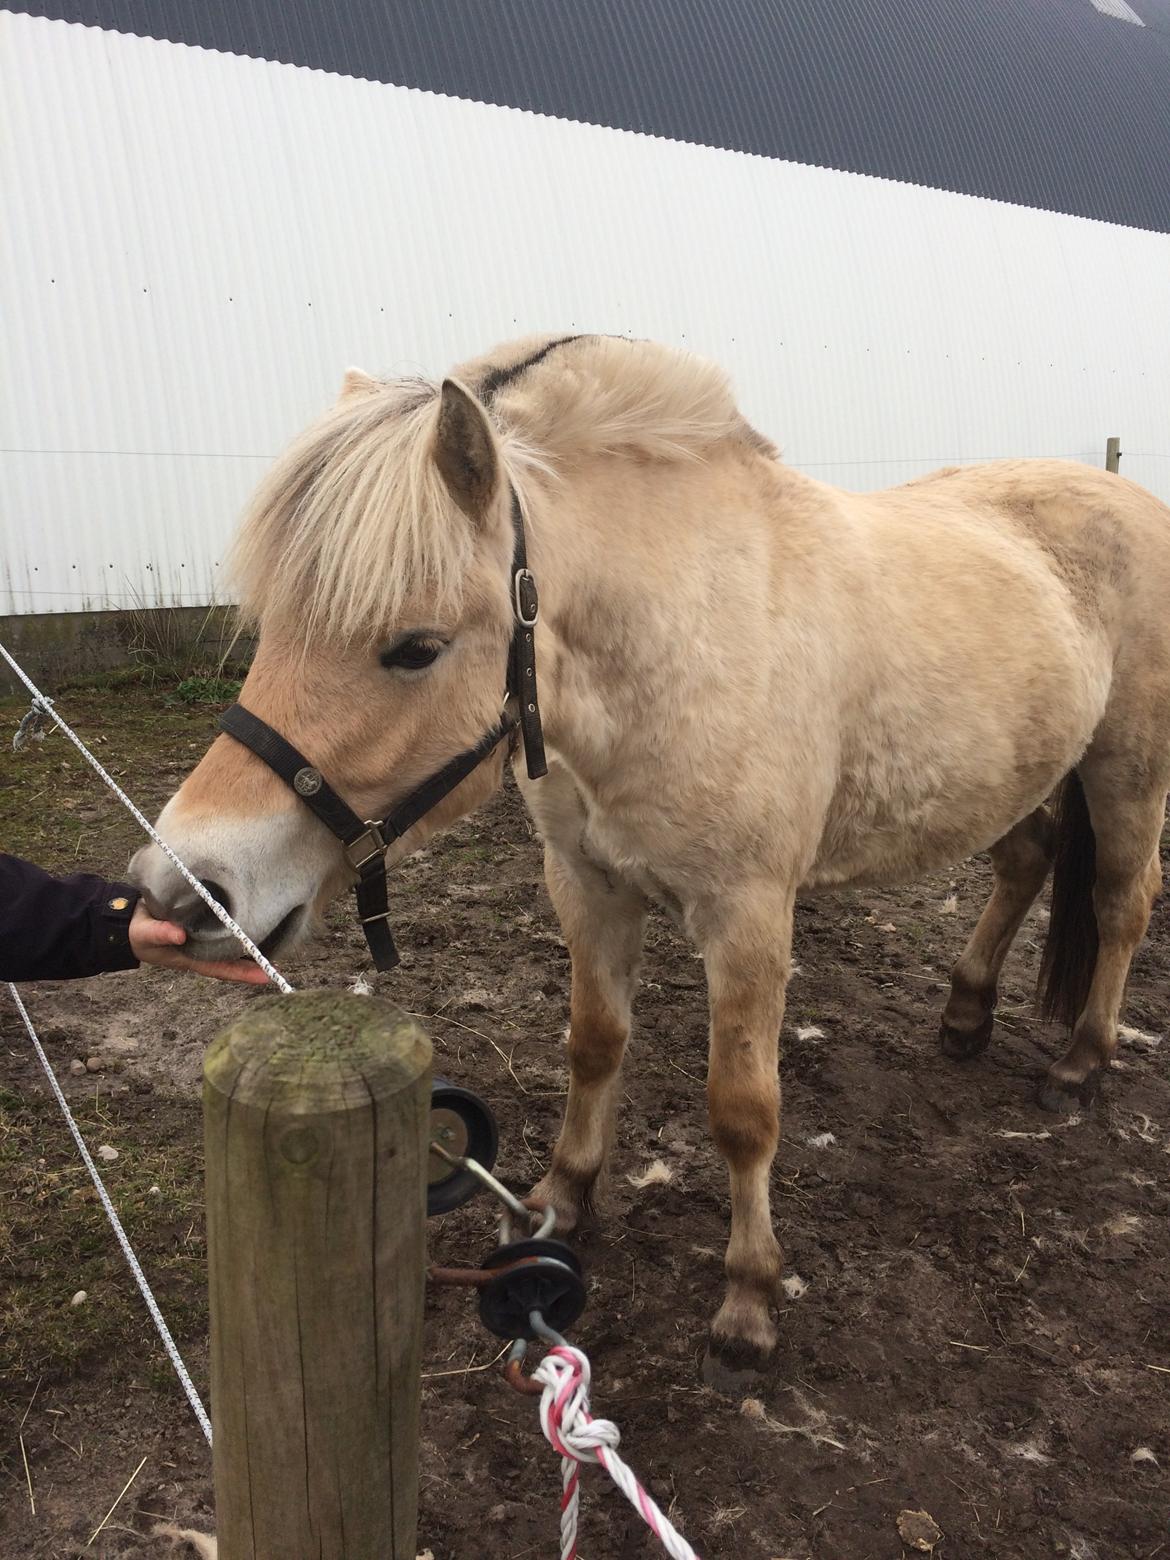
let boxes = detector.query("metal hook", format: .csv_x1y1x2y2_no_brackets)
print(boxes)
429,1141,555,1241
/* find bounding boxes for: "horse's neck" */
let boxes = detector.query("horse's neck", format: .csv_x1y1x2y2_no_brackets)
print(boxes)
524,451,857,792
528,460,715,777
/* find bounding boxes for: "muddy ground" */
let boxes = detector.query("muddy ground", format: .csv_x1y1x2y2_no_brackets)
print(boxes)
1,681,1167,1560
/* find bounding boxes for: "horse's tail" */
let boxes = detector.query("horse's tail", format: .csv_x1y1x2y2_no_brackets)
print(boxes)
1037,771,1098,1027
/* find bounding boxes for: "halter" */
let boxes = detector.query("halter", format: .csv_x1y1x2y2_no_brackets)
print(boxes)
217,489,548,970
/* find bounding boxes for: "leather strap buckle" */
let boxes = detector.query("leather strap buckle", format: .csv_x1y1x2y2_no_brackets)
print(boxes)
513,568,539,628
345,822,386,871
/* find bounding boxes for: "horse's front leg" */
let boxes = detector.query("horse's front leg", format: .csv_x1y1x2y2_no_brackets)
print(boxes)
699,888,792,1374
529,843,647,1232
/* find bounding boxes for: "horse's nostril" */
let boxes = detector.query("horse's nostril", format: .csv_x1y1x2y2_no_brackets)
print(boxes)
197,879,233,922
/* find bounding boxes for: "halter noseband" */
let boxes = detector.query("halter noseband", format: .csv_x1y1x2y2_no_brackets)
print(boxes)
217,489,548,970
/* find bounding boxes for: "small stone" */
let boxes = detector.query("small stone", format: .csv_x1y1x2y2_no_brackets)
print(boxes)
96,1144,119,1163
70,1290,88,1307
148,1185,162,1196
85,1056,106,1073
459,987,493,1010
69,1059,87,1077
897,1509,942,1551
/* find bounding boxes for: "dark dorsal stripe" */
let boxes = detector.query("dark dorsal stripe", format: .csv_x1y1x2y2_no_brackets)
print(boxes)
478,334,584,403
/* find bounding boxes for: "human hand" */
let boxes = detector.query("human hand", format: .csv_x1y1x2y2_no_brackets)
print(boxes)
128,900,271,984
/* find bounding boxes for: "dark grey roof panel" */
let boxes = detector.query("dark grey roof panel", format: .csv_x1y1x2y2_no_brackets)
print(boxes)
11,1,1170,232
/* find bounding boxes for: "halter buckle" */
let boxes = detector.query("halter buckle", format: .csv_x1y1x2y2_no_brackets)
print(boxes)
345,822,386,871
513,568,539,628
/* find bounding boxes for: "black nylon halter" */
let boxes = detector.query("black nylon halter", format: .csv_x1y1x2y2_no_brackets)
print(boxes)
217,490,548,970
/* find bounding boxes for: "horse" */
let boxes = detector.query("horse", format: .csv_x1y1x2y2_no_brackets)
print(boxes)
130,334,1170,1370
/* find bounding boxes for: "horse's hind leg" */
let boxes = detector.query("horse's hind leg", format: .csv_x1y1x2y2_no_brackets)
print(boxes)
940,807,1055,1060
1039,767,1165,1111
528,842,647,1231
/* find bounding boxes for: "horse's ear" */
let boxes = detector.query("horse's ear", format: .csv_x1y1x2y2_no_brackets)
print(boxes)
433,379,499,523
337,367,381,404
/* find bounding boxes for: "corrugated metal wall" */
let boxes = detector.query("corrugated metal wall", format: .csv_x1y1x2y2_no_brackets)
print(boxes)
17,0,1170,233
3,10,1169,616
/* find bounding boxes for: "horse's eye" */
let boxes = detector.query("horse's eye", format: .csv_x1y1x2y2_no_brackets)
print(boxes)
379,636,445,672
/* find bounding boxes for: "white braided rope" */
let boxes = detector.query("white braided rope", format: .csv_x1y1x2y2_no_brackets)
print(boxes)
0,642,293,993
1,641,298,1448
7,982,214,1445
534,1344,701,1560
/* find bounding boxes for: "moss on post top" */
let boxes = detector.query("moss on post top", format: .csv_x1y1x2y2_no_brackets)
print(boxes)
204,989,432,1112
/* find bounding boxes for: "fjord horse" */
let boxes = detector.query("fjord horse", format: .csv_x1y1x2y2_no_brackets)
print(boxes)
132,336,1169,1366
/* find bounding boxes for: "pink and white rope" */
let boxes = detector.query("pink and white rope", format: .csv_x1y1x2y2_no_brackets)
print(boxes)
534,1344,701,1560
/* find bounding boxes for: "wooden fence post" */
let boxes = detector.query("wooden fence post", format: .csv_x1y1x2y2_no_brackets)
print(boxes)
1106,436,1121,473
203,990,432,1558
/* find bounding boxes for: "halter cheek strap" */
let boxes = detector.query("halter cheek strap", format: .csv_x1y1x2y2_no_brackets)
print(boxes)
217,488,547,971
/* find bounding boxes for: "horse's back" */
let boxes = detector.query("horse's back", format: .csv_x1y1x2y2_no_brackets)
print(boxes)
905,461,1170,733
800,458,1170,886
864,458,1170,652
890,458,1170,575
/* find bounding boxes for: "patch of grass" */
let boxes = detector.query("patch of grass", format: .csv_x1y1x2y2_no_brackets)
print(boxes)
55,662,249,697
0,684,223,867
55,663,174,694
451,844,496,864
0,1079,209,1425
170,674,243,705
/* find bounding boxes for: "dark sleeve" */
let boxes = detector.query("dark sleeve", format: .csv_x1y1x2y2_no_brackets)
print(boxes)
0,854,141,981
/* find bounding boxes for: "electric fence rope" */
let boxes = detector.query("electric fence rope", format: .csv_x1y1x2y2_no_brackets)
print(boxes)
7,983,214,1445
1,640,299,1446
0,641,293,992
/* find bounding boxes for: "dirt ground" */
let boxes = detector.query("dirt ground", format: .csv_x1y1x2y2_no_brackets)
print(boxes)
1,681,1167,1560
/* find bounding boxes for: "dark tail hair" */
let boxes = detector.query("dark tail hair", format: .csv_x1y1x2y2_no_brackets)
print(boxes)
1037,771,1098,1027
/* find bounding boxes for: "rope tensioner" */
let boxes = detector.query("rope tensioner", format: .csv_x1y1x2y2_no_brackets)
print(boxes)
426,1085,701,1560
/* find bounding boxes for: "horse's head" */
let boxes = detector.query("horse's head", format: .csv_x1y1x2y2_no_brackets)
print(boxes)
130,369,523,963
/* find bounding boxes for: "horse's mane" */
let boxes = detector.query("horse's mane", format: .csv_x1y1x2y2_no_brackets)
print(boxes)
231,334,767,640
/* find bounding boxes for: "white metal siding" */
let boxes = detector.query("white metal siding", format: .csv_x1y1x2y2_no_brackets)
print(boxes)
3,11,1169,615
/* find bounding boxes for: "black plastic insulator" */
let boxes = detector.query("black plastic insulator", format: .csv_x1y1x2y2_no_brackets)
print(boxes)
477,1238,587,1341
427,1077,499,1217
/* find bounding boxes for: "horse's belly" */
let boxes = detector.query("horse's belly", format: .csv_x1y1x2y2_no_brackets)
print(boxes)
806,800,1043,889
806,660,1111,889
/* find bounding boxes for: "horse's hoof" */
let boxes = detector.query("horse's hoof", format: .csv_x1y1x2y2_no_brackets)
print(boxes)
1037,1069,1099,1114
700,1343,770,1398
524,1175,591,1236
702,1303,777,1394
939,1014,993,1061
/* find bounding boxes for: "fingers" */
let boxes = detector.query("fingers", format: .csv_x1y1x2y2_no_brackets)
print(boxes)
129,903,272,984
136,941,272,984
128,905,189,959
160,950,272,985
181,956,272,985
